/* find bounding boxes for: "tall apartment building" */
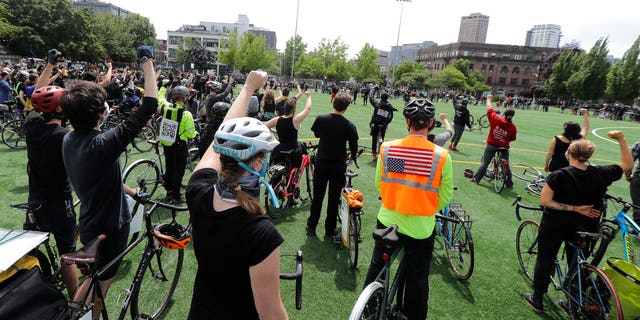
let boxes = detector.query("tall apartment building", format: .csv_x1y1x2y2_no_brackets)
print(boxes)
389,41,438,67
71,0,130,17
457,13,489,43
525,24,562,48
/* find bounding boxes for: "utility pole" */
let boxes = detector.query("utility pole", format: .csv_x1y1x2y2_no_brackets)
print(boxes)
390,0,411,87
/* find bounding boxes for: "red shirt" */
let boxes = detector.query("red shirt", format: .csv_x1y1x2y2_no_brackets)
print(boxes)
486,108,517,148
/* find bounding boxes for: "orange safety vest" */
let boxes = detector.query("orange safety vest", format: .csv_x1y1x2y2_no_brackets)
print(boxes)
379,135,448,216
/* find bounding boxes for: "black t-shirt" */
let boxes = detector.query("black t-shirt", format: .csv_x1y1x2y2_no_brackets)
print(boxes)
186,168,284,320
24,111,72,201
545,164,622,224
276,116,298,147
311,113,359,168
549,136,571,172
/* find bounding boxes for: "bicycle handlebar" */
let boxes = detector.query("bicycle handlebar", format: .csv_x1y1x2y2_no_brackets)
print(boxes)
604,194,640,210
512,195,543,221
279,250,303,310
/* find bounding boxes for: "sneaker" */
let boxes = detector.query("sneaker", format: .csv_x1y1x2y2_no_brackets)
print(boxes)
556,299,571,317
306,225,316,237
450,146,459,151
523,293,544,313
463,169,474,178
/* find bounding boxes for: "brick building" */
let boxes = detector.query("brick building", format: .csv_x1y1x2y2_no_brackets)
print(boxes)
417,42,561,95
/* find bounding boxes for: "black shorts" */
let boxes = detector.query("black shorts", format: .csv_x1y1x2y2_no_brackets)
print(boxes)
80,223,130,280
28,199,77,255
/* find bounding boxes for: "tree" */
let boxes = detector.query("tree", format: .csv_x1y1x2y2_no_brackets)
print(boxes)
187,41,217,73
295,52,324,78
468,70,491,95
398,68,436,89
0,3,18,40
124,14,156,49
92,13,130,61
394,61,426,83
218,31,240,71
311,37,349,81
353,43,381,83
605,36,640,104
567,38,611,100
452,59,471,78
543,49,583,99
440,66,468,90
283,35,306,77
236,32,276,73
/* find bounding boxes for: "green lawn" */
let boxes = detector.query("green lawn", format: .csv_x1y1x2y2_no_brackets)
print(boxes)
1,90,638,320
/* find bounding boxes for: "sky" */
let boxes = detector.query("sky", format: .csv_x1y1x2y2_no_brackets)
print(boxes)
107,0,638,59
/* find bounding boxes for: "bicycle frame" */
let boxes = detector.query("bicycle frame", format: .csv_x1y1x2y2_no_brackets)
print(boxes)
278,152,312,200
593,195,640,266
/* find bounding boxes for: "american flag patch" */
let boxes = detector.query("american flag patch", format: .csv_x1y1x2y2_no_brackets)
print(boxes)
386,146,434,176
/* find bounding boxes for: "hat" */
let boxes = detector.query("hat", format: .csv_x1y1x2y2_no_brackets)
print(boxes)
0,71,7,77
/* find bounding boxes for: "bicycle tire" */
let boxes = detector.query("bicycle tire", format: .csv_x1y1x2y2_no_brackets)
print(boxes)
265,169,289,219
479,114,489,128
301,162,314,202
123,159,161,197
565,262,624,320
130,240,184,320
348,211,360,269
186,147,200,172
483,159,496,182
443,208,474,280
132,125,155,153
468,114,475,128
516,220,539,282
2,119,26,149
525,182,543,196
348,281,385,320
494,158,506,193
511,163,543,182
119,147,129,172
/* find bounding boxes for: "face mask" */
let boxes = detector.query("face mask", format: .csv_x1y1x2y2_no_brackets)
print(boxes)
237,155,280,208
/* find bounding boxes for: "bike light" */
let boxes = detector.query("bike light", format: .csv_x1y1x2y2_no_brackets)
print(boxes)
382,253,390,262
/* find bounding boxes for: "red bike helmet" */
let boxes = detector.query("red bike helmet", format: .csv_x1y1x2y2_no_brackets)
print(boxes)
31,86,66,113
152,223,190,249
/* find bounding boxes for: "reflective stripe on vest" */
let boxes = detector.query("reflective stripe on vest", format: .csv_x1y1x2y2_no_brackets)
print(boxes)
379,136,448,216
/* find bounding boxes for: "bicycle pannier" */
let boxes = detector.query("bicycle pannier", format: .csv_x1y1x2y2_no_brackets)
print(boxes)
602,257,640,319
0,267,67,320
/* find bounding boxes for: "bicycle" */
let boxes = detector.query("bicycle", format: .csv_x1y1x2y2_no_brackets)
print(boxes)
122,139,189,198
61,195,189,320
334,155,364,269
348,225,409,320
512,196,624,319
264,142,317,219
483,146,510,193
101,106,156,153
2,118,26,149
511,163,546,196
471,114,489,133
435,186,474,280
590,194,640,267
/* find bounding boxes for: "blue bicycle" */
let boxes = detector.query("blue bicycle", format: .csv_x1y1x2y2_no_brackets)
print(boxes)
435,187,474,280
590,194,640,267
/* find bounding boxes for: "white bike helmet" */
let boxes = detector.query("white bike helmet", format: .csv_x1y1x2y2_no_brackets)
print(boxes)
214,117,279,161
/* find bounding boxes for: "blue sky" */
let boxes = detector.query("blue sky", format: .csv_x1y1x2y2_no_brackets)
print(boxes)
110,0,638,59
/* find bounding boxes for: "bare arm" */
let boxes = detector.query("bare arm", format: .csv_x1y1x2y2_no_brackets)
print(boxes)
249,248,288,320
142,60,158,99
292,91,312,129
195,70,267,173
35,62,55,90
540,184,600,218
293,82,303,100
439,113,452,133
579,108,589,138
47,69,63,85
608,130,633,172
544,138,556,172
264,116,278,129
98,62,112,88
486,94,494,109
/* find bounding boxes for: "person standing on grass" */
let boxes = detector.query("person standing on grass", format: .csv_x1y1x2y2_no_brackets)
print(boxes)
449,95,473,151
307,92,359,238
364,98,453,320
524,131,632,314
627,140,640,225
368,89,397,159
469,95,517,188
23,49,77,297
544,108,589,173
186,70,289,320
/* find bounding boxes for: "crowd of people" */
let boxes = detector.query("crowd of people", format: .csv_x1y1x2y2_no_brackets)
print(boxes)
4,43,640,320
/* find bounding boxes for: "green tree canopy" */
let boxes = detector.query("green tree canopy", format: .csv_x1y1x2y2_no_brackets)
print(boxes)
236,32,276,73
353,43,381,83
543,48,583,99
605,36,640,104
567,38,611,100
218,31,240,71
284,35,306,77
440,65,468,90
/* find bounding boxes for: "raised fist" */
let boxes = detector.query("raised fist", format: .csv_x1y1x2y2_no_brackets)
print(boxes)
47,49,62,65
136,46,153,61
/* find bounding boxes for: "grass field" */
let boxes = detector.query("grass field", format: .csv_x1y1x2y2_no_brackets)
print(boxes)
1,89,639,320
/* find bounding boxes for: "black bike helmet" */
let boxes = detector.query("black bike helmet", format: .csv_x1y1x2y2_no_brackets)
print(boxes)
403,98,435,119
213,101,229,117
209,81,222,91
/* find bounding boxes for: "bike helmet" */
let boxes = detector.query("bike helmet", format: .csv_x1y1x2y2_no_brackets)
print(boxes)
248,95,260,114
31,86,66,113
209,81,222,91
213,101,229,117
214,117,279,161
16,70,28,81
403,98,435,119
171,86,189,99
152,223,190,249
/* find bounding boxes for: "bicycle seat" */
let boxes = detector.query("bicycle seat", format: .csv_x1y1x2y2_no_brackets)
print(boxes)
345,171,358,178
61,234,107,265
10,203,29,210
575,231,601,242
373,225,400,247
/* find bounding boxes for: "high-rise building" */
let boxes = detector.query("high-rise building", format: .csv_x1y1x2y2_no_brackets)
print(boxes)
389,41,438,67
457,13,489,43
71,0,130,18
525,24,562,48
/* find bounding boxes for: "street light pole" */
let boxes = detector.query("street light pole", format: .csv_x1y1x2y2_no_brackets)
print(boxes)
390,0,411,87
291,0,300,80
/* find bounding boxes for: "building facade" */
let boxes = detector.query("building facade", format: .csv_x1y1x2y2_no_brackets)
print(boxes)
166,14,277,67
525,24,562,48
389,41,438,67
375,49,390,74
417,42,561,95
457,13,489,43
71,0,130,17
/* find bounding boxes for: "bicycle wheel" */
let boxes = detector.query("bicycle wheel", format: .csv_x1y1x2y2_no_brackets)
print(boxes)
130,239,184,319
123,159,161,197
483,158,496,181
186,147,200,172
132,125,155,153
468,114,475,128
265,168,289,219
348,211,361,269
516,220,539,282
443,208,474,280
525,182,544,196
479,115,489,128
494,159,506,193
511,163,543,182
2,119,26,149
119,147,129,171
348,281,385,320
300,161,314,202
565,262,623,320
